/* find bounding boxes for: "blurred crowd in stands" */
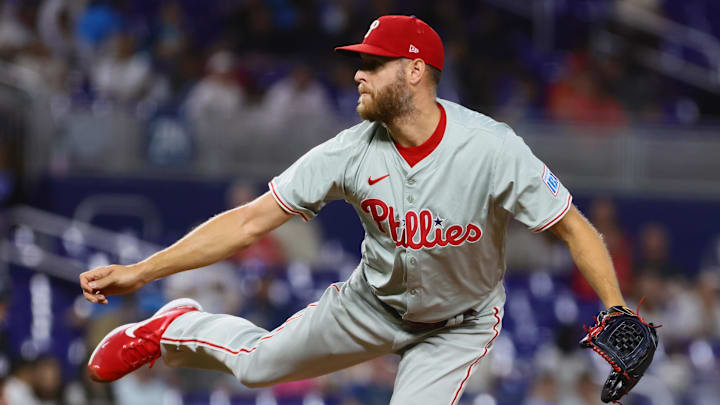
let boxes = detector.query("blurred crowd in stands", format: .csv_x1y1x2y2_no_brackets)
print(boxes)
0,0,719,204
1,0,720,404
1,0,719,133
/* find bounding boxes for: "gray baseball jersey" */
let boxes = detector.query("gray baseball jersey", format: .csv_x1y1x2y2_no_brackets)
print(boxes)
160,99,571,404
269,98,572,322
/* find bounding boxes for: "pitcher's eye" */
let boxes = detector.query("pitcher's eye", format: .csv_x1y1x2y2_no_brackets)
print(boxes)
359,59,383,71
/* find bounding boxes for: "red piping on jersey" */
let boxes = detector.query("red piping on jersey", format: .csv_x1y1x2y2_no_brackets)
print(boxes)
258,310,310,341
533,194,572,233
269,181,309,222
394,103,446,167
160,336,260,355
449,306,501,405
160,303,318,355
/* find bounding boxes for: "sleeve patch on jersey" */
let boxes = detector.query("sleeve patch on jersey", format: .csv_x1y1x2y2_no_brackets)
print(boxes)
542,165,560,197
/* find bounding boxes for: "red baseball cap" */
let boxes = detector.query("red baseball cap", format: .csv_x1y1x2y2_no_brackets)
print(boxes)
335,15,444,71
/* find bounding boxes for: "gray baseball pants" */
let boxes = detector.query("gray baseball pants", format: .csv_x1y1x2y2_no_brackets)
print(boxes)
160,270,504,405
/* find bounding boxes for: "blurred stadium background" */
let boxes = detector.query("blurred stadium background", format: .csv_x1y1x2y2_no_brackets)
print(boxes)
0,0,719,404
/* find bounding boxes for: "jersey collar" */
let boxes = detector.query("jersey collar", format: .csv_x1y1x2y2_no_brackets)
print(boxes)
393,103,447,168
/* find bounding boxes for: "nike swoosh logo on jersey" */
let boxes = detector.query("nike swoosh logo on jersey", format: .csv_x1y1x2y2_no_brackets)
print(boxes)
368,174,390,185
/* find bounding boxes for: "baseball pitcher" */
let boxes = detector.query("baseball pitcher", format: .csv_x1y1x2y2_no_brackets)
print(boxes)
80,15,658,404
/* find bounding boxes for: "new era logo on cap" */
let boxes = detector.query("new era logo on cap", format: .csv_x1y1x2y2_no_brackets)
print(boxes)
334,15,445,71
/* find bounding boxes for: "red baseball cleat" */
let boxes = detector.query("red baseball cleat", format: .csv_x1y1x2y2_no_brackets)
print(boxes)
87,298,202,382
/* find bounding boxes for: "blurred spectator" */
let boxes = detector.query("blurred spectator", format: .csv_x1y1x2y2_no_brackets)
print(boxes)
616,0,664,18
90,32,156,105
272,378,319,401
153,2,186,62
694,271,720,340
0,2,37,55
183,50,248,172
434,38,461,104
524,372,558,405
12,41,68,96
547,53,629,127
151,2,195,93
318,0,352,36
700,234,720,274
112,366,169,405
635,222,684,279
662,271,720,344
224,1,284,54
655,347,693,399
241,274,295,334
494,74,540,123
30,355,62,404
0,129,20,208
184,50,246,131
164,261,243,315
328,61,361,122
75,357,113,404
262,63,334,136
533,325,589,394
75,0,122,59
572,198,633,301
3,355,63,405
630,270,665,329
271,217,325,267
0,270,11,380
38,0,80,63
322,356,396,405
4,359,37,405
561,371,602,405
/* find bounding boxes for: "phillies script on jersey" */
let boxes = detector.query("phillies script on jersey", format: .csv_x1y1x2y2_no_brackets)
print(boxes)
361,199,483,250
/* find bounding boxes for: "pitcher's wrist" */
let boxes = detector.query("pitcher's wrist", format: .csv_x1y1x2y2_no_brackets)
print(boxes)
129,261,156,285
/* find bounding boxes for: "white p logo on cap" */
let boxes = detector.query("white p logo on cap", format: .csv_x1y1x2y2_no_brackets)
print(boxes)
364,20,380,39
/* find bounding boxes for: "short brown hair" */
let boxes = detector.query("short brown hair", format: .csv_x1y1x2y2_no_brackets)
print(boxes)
427,65,442,86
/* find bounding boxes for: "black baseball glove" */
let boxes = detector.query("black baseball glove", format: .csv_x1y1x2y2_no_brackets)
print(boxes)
580,304,660,403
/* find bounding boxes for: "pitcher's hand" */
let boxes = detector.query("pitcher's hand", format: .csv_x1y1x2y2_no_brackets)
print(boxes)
79,265,147,304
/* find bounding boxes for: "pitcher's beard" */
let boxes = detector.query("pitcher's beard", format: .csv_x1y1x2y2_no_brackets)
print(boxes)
357,72,414,124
